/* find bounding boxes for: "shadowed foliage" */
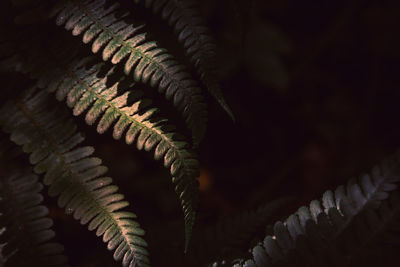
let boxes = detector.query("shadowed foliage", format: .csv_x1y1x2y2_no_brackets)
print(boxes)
1,0,400,266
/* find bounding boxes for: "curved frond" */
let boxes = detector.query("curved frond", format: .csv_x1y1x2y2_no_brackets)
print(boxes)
218,154,400,267
50,0,208,145
132,0,234,120
36,57,200,250
0,169,69,267
0,88,150,266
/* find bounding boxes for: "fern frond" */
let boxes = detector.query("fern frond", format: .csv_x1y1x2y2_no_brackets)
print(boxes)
50,0,208,146
132,0,234,120
0,22,200,250
36,57,200,250
0,169,69,266
0,88,150,266
222,155,400,267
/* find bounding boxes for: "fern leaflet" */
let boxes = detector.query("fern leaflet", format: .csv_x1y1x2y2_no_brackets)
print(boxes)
132,0,234,120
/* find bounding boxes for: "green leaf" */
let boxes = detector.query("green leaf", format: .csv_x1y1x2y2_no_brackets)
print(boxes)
132,0,234,120
0,88,150,267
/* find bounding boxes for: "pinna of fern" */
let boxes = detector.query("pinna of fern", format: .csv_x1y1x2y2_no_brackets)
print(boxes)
0,88,150,266
132,0,234,120
38,56,201,251
208,153,400,267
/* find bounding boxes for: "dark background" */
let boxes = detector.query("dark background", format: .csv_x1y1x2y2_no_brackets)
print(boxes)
2,0,400,266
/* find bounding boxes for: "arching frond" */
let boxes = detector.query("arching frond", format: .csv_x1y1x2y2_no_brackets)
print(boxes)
0,88,150,267
36,57,200,250
132,0,234,120
214,155,400,267
50,0,208,146
0,169,69,267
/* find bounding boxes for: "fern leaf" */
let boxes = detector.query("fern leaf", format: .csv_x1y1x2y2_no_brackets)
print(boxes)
218,155,400,267
132,0,234,120
50,0,208,146
0,169,69,266
36,57,200,250
0,88,150,266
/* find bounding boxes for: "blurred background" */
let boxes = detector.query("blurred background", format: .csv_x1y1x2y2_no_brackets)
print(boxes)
2,0,400,266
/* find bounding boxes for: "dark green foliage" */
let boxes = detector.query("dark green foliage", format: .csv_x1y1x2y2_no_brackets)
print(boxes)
0,88,150,266
0,0,213,256
0,168,68,267
1,0,399,266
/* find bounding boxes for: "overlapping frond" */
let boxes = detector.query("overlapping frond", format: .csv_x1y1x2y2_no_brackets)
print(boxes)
224,155,400,267
49,0,208,146
1,4,201,249
0,169,69,267
132,0,234,120
0,88,150,267
35,57,200,250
